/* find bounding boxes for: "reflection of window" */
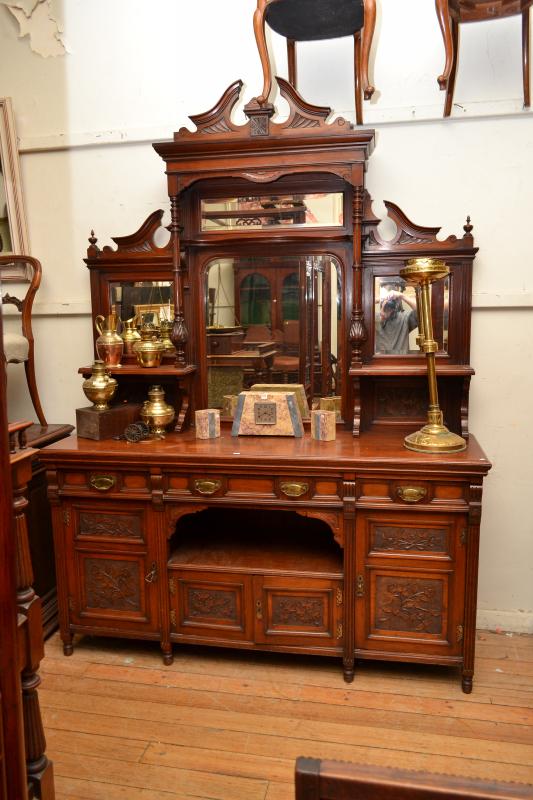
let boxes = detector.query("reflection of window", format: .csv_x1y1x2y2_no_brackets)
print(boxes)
281,273,299,321
240,274,271,325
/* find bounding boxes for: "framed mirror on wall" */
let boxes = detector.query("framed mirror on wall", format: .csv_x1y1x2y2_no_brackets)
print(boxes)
0,98,29,255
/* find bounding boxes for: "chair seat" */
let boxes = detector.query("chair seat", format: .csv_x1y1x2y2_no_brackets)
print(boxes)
3,332,29,363
273,355,299,369
265,0,364,41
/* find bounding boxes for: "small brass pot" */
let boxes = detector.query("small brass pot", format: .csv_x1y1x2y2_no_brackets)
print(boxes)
159,319,176,356
140,385,175,436
133,327,166,368
82,360,118,410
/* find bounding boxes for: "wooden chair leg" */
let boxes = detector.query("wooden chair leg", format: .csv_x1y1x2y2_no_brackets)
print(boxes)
436,0,454,90
253,0,272,106
361,0,376,100
24,357,47,426
354,31,362,125
287,39,297,88
444,17,459,117
523,6,531,107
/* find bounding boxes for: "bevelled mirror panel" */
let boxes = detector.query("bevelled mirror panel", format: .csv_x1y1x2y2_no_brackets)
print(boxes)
373,275,449,355
109,280,174,326
201,192,344,232
205,255,342,414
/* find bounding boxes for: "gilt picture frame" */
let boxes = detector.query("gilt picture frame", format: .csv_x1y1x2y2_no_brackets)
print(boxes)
0,98,29,255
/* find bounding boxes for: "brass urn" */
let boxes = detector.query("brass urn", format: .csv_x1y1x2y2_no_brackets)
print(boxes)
140,385,175,436
133,326,166,368
159,319,176,356
95,313,123,367
82,360,118,410
120,316,141,356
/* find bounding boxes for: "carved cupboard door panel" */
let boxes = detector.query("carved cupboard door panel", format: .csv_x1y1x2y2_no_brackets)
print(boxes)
254,576,343,650
170,569,255,642
64,502,160,633
354,512,467,658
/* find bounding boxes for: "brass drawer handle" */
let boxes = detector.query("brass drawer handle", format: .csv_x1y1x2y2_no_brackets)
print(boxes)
397,486,427,503
280,481,308,498
145,562,158,584
89,474,116,492
194,479,221,495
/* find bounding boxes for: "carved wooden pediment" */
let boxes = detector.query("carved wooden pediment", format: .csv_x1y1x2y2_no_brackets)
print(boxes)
364,200,476,255
87,210,172,259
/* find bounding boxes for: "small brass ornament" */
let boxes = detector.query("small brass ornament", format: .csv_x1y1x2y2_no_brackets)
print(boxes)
82,360,118,410
95,314,123,367
120,316,141,356
140,385,175,436
400,258,466,454
133,326,166,368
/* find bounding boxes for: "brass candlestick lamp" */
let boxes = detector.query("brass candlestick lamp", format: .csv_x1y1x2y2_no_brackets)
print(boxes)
399,257,466,454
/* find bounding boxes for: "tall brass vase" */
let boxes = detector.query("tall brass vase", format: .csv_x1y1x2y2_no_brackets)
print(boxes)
400,258,466,454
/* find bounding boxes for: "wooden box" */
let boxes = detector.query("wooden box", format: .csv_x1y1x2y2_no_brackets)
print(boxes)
76,403,142,440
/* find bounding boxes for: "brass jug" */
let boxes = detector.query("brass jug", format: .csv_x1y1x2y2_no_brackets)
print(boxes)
133,326,166,368
95,314,123,367
140,385,175,435
120,316,141,356
82,360,118,410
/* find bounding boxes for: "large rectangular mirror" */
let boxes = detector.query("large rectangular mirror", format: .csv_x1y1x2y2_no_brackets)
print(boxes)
205,255,342,415
0,98,29,255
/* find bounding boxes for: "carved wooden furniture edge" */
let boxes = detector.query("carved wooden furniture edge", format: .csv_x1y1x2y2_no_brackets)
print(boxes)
86,209,172,259
363,199,477,253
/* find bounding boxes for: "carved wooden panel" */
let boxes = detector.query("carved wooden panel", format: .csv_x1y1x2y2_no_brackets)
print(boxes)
83,558,141,611
374,576,444,635
188,587,237,622
375,385,427,419
78,511,142,540
271,595,324,628
371,525,448,554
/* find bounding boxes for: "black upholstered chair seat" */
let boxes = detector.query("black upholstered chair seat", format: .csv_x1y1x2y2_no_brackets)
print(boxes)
265,0,364,42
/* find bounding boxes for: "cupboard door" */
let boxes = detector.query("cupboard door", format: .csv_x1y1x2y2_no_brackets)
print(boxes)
355,512,466,657
170,569,254,642
65,502,160,633
255,576,343,649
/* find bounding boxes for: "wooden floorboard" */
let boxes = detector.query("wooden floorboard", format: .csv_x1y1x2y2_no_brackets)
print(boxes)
40,630,533,800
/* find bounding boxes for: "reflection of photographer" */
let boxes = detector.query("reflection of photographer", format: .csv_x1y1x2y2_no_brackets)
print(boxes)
376,279,418,354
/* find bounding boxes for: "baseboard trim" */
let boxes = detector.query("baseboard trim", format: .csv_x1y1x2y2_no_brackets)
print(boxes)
477,609,533,634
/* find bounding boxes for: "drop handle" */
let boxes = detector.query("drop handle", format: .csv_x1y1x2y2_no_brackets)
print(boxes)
145,562,158,583
256,599,263,620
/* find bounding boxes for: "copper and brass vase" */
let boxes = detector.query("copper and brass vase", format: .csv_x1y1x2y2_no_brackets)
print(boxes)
82,360,118,410
140,385,175,436
133,326,166,368
95,313,123,367
399,257,466,454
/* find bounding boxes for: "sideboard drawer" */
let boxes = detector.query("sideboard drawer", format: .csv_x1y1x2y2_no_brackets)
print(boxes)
356,478,468,508
59,470,150,497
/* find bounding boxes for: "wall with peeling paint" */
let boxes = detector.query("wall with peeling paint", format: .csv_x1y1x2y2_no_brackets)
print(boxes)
0,0,531,630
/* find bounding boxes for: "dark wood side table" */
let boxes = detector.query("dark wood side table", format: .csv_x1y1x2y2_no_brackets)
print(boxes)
24,423,74,638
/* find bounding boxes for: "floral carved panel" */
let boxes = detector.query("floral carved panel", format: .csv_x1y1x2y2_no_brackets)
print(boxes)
372,526,448,553
271,595,325,628
79,512,142,540
188,588,237,622
375,577,444,635
84,558,141,611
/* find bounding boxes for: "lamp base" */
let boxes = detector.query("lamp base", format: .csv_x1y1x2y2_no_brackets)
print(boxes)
404,423,466,454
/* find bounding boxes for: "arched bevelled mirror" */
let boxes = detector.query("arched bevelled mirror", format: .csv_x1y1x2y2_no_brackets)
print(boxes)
205,254,342,416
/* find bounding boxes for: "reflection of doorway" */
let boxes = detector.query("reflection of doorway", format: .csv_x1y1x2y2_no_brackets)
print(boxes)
239,273,272,325
234,259,302,334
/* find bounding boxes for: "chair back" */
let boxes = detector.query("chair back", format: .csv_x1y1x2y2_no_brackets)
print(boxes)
0,255,42,356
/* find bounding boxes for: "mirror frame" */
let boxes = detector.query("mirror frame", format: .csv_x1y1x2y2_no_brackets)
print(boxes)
0,98,29,255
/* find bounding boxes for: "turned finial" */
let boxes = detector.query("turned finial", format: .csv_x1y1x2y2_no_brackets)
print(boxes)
88,229,97,246
464,216,473,235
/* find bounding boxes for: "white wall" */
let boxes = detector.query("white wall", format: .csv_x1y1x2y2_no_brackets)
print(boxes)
0,0,531,631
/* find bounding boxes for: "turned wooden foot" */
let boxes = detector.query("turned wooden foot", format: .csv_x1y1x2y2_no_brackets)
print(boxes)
343,658,355,683
462,672,473,693
161,644,174,666
63,640,74,656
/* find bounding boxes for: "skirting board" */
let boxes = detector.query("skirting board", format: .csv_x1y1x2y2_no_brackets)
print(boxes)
477,609,533,634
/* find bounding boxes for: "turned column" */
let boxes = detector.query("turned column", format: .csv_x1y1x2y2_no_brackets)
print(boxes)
170,194,189,366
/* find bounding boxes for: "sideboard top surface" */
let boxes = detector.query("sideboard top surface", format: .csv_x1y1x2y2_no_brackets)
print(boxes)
39,428,491,477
